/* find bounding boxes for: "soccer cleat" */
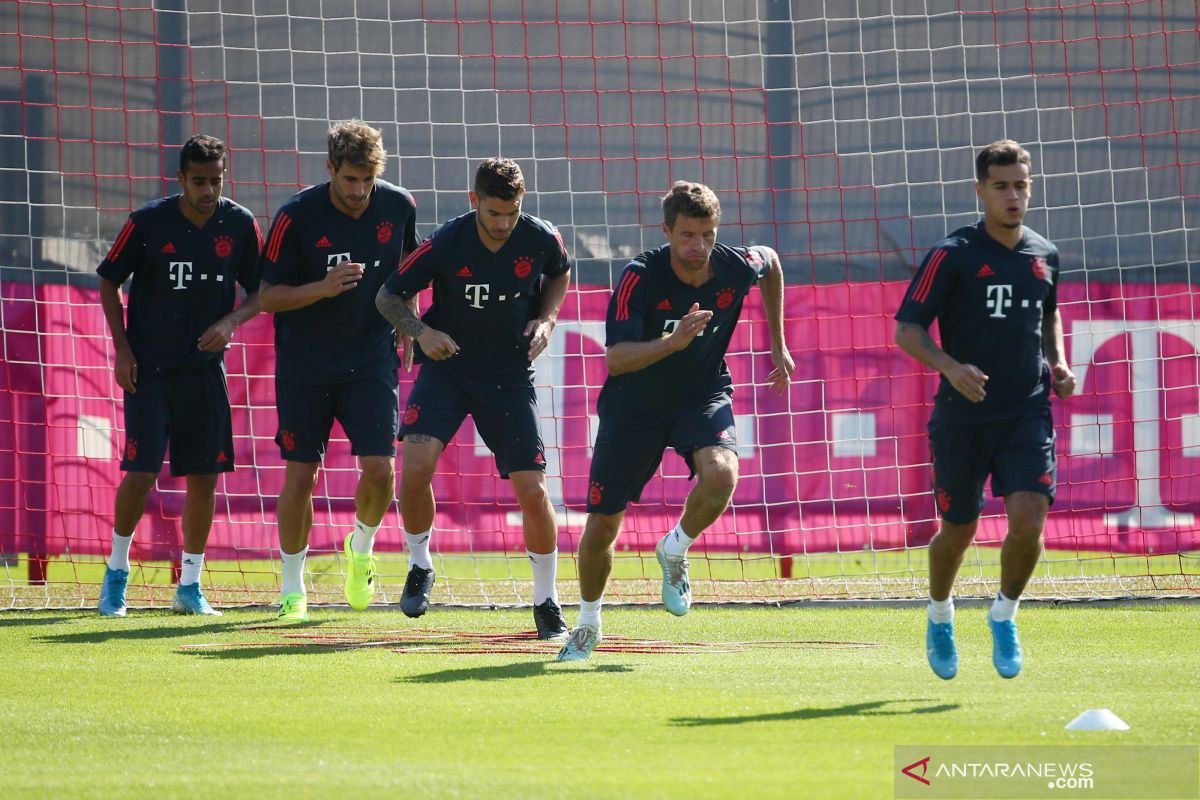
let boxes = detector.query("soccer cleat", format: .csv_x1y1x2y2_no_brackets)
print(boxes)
172,583,222,616
926,619,958,680
277,591,309,623
988,616,1023,678
533,598,569,641
555,624,601,662
400,564,435,618
654,538,691,616
97,567,129,618
342,532,377,611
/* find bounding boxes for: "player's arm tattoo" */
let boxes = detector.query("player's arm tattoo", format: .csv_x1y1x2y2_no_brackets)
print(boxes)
405,433,433,443
895,321,945,369
376,286,426,338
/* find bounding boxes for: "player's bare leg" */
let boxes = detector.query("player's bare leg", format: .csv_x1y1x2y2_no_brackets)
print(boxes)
925,518,976,679
174,473,221,615
987,491,1048,678
397,435,443,617
343,455,395,610
656,446,738,616
99,471,156,617
275,460,318,621
557,511,623,661
512,470,566,638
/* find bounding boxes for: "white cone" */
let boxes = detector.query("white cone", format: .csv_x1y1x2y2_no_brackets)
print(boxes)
1066,708,1129,731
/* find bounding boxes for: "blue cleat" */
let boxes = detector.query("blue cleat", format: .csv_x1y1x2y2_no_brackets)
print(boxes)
926,618,958,680
654,538,691,617
98,567,129,617
988,616,1022,678
172,582,222,616
555,624,601,662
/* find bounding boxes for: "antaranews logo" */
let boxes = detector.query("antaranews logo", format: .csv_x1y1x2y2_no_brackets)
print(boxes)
894,745,1199,799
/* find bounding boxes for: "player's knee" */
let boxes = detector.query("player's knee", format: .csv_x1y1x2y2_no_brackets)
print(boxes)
699,459,738,498
120,471,158,494
359,458,396,490
581,513,622,550
511,475,549,510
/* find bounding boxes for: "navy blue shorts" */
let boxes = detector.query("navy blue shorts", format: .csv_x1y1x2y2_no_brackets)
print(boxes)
928,406,1057,524
399,363,545,479
121,360,234,476
586,391,736,514
275,370,399,462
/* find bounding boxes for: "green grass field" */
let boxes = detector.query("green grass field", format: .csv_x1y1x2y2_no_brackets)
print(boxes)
2,602,1198,798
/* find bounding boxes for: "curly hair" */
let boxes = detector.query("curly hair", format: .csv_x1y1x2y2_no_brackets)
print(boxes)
661,181,721,229
179,134,225,173
327,120,386,173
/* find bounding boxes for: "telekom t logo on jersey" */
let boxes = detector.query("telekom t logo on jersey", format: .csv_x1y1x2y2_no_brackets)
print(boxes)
326,252,381,271
169,261,193,290
985,284,1013,318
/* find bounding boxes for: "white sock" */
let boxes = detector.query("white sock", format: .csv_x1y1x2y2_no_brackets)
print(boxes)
527,550,559,605
577,597,603,633
927,596,954,624
280,547,308,596
990,591,1019,622
108,530,133,572
350,517,380,554
660,522,698,559
405,528,433,570
179,551,204,586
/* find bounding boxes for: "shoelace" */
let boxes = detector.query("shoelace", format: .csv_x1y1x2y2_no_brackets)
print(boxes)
666,557,689,587
404,567,430,595
569,627,597,653
930,625,953,653
995,623,1017,657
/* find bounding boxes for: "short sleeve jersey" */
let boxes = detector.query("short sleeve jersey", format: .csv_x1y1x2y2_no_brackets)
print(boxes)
599,242,768,417
894,221,1060,422
383,211,571,382
261,179,418,384
96,195,262,371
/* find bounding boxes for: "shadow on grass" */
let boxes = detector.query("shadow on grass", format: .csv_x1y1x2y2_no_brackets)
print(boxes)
33,614,336,644
397,661,635,684
671,699,960,727
0,615,77,627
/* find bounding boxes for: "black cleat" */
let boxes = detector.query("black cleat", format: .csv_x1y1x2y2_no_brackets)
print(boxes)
400,565,436,618
533,598,569,641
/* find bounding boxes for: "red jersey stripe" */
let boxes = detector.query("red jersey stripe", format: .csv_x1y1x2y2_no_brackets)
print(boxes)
251,217,264,253
265,213,292,262
398,239,432,275
105,220,136,262
912,248,946,303
615,271,640,321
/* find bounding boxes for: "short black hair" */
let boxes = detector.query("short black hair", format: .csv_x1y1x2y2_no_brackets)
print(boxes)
975,139,1031,183
179,134,225,173
474,158,525,201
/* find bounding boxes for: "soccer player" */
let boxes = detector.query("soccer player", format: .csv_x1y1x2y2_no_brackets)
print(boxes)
259,120,418,622
376,158,572,639
96,134,263,617
556,181,794,661
894,140,1077,680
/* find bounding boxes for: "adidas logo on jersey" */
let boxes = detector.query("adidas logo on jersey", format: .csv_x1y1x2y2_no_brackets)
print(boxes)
656,299,672,310
315,236,332,248
456,266,474,277
977,264,995,278
161,242,177,254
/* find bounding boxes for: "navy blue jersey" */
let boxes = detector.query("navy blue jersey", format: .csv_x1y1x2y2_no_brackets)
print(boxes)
97,195,262,371
261,179,418,384
895,221,1060,421
599,242,768,417
383,211,571,381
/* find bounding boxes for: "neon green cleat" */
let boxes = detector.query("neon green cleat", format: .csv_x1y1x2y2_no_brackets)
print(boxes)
342,532,377,611
277,592,309,623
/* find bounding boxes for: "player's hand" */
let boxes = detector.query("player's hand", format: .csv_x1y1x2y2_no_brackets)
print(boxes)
416,328,460,361
321,262,365,297
399,295,420,370
667,303,713,351
1052,363,1076,399
947,362,989,403
767,345,795,395
114,346,138,394
524,317,555,362
197,318,237,352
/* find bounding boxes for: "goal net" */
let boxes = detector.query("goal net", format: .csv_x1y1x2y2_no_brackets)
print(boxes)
3,0,1198,609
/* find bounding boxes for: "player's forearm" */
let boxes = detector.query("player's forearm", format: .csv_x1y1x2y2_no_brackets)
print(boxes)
224,291,263,329
376,286,427,339
258,280,328,313
759,252,787,352
536,270,571,324
605,338,677,376
895,321,959,376
1042,309,1067,367
99,279,132,353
